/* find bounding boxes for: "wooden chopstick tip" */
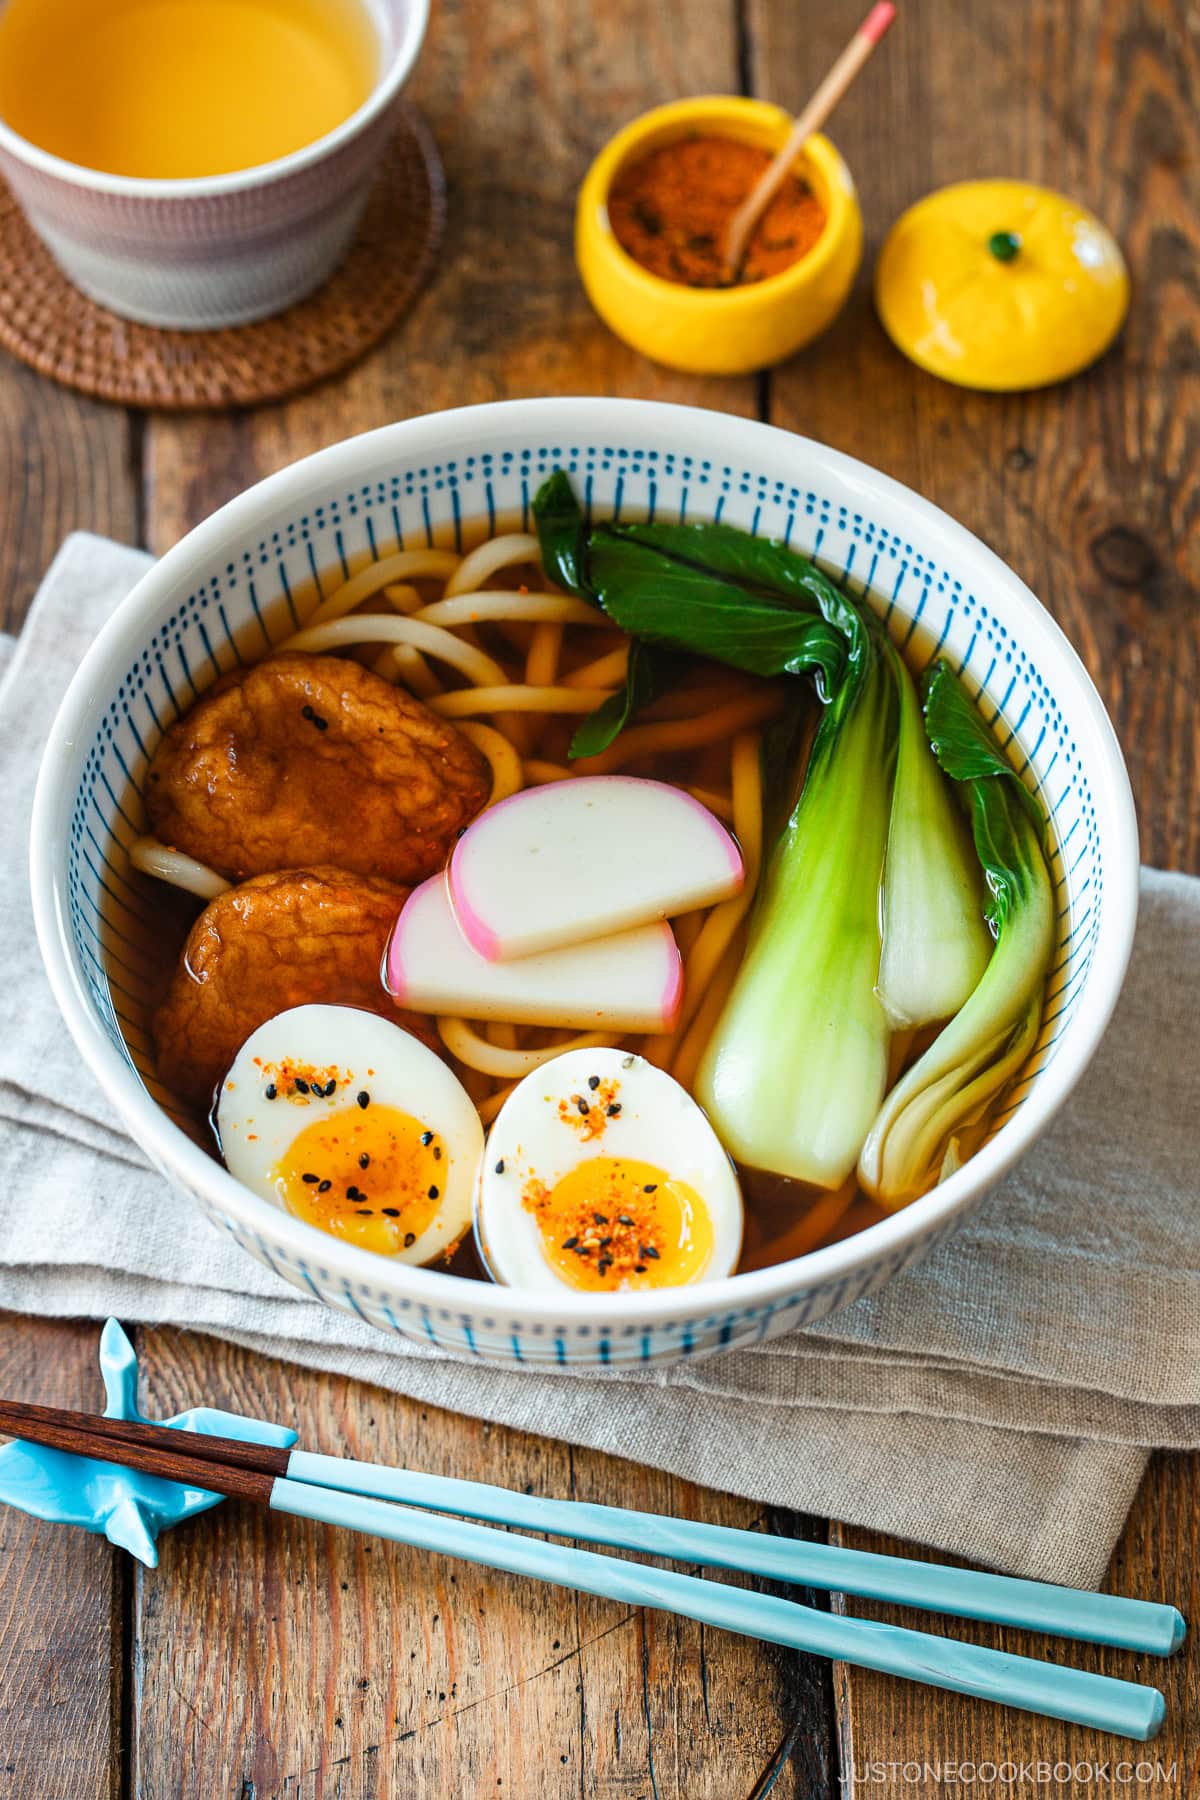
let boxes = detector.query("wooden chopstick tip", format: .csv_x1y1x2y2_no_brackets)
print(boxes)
861,1,897,45
0,1401,282,1505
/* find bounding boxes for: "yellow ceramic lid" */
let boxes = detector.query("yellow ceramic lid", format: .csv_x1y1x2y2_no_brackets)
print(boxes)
874,179,1130,391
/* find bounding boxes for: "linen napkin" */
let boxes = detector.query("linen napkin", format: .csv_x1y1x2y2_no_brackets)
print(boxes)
3,533,1197,1590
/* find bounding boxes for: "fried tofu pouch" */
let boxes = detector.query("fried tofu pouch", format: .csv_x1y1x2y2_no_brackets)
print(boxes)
145,653,490,884
154,867,437,1107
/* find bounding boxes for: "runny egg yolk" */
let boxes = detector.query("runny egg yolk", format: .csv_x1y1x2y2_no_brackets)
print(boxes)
522,1156,714,1291
273,1103,446,1257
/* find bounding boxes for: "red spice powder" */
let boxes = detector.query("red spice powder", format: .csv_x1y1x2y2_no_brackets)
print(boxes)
608,135,826,288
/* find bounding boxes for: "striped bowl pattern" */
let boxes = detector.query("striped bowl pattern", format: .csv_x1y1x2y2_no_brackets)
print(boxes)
30,399,1138,1367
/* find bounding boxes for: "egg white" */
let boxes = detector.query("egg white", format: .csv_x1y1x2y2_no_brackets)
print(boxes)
216,1004,483,1265
477,1047,743,1292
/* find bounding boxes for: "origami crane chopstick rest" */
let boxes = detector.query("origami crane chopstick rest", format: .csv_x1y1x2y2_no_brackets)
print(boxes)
0,1319,296,1565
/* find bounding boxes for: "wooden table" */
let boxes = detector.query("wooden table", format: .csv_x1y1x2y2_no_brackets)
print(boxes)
1,1,1197,1793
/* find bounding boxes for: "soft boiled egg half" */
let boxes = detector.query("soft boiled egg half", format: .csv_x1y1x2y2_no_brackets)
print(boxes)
216,1004,483,1264
477,1048,743,1294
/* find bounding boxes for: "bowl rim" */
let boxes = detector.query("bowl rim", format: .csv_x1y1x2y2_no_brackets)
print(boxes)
0,0,428,199
29,396,1141,1330
576,97,858,314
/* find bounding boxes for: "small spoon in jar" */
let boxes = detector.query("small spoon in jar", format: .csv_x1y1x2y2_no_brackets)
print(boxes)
722,1,896,278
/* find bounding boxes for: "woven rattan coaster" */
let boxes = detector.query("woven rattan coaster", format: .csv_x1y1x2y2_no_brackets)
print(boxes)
0,108,445,410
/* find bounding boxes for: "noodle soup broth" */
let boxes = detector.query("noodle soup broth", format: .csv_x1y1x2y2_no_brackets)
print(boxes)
107,510,1047,1285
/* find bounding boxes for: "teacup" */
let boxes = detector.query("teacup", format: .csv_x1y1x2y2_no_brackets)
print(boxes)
0,0,428,330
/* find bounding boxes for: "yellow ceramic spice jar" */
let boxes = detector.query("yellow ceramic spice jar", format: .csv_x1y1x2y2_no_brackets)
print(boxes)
576,96,863,375
875,179,1130,390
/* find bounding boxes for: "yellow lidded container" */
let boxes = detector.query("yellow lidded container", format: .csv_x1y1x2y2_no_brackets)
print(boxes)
874,179,1130,391
576,96,863,376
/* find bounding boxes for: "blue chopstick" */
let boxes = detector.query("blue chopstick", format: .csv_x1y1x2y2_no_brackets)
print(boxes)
0,1402,1171,1743
285,1449,1186,1657
270,1475,1165,1740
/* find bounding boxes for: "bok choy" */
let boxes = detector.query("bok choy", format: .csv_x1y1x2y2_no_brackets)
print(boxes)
876,639,992,1029
531,471,1054,1206
858,662,1054,1207
531,474,848,754
694,616,897,1188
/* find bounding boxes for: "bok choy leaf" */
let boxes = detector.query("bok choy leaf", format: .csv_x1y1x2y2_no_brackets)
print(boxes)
584,532,849,693
532,474,683,756
858,661,1054,1208
567,640,682,760
531,475,850,753
533,469,590,597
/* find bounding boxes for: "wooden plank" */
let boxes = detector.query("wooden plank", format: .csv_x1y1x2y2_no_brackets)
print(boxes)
0,346,139,1795
142,0,759,553
0,361,138,631
135,0,836,1792
828,1454,1199,1791
751,0,1200,1777
132,1331,832,1799
0,1315,124,1800
755,0,1200,869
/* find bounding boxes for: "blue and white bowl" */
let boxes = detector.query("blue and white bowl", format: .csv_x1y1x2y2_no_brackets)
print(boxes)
30,399,1138,1367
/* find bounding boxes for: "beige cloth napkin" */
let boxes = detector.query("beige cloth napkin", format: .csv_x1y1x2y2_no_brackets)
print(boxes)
3,533,1197,1588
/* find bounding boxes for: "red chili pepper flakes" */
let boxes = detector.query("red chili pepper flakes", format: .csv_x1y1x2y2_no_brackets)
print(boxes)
521,1162,667,1286
609,135,826,288
556,1077,621,1142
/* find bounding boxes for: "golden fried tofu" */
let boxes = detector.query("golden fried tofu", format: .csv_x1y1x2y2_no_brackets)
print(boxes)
154,867,438,1107
145,653,490,884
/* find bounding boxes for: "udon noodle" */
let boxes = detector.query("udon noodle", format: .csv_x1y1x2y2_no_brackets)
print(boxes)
130,530,784,1130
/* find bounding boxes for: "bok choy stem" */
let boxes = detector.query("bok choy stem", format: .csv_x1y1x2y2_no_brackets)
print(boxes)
694,622,898,1189
876,640,992,1029
858,662,1055,1208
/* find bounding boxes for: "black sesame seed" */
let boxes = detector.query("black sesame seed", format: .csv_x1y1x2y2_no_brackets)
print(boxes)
301,1172,319,1185
264,1084,277,1101
494,1159,505,1174
427,1185,439,1200
598,1259,612,1276
576,1095,590,1116
317,1180,331,1194
313,715,328,731
606,1103,621,1117
433,1145,442,1160
357,1090,370,1110
575,1246,591,1257
404,1232,416,1247
359,1153,370,1169
323,1079,337,1097
587,1075,601,1090
618,1215,635,1226
346,1185,360,1200
635,1264,647,1274
562,1236,579,1250
643,1183,658,1193
592,1212,609,1225
294,1078,310,1095
302,704,315,719
644,1244,660,1260
383,1207,401,1218
356,1209,373,1216
420,1130,433,1146
599,1237,612,1248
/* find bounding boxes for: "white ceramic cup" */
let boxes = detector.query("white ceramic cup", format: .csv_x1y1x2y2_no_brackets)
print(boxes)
0,0,429,329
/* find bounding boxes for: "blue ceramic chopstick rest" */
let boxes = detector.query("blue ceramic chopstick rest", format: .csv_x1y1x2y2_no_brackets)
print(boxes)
0,1319,296,1565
